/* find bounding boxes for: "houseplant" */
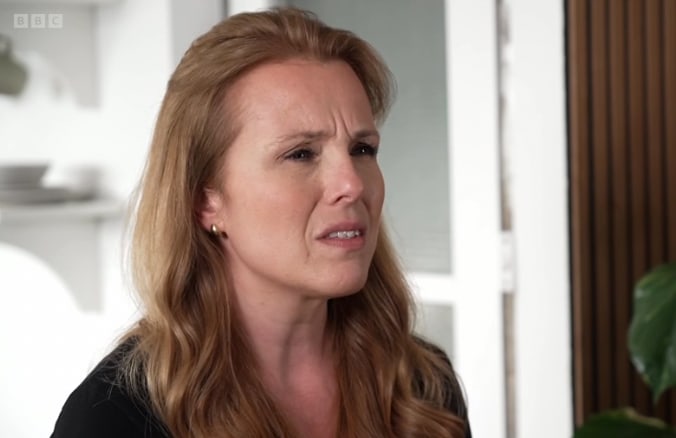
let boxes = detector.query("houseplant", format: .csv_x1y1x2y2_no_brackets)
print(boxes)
574,262,676,438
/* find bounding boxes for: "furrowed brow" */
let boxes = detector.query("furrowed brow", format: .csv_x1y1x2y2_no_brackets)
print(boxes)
266,128,380,149
273,130,330,145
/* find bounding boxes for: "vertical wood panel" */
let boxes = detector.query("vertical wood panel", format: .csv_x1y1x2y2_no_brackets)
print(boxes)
644,0,665,266
590,0,614,410
665,1,676,263
608,0,633,410
662,0,676,414
626,0,654,416
644,0,670,419
569,0,595,423
569,0,676,426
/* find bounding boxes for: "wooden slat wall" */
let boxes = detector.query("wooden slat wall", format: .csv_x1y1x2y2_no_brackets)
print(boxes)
568,0,676,426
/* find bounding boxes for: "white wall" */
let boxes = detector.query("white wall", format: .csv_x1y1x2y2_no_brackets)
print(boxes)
228,0,277,15
0,4,98,105
0,1,222,436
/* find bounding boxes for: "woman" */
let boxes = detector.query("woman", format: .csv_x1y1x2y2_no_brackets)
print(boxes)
52,7,471,438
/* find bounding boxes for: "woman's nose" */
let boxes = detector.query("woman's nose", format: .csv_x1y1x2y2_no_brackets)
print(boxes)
322,155,365,204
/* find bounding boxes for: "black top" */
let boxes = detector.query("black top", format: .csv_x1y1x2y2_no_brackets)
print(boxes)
51,342,167,438
51,340,471,437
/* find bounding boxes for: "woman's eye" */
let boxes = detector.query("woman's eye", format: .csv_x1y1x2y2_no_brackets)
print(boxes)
351,143,379,157
285,148,316,161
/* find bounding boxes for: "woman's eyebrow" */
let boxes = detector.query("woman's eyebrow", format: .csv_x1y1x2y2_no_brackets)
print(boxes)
351,129,380,142
272,130,330,146
266,128,380,150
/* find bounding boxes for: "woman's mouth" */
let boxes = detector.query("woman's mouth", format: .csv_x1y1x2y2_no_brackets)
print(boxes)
327,230,362,239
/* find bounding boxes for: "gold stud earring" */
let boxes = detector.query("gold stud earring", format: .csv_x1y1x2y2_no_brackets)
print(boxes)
210,224,220,236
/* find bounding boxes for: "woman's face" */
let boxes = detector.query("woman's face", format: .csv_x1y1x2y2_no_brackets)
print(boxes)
204,59,384,301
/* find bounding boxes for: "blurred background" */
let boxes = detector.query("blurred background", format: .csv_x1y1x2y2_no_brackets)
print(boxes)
1,0,674,437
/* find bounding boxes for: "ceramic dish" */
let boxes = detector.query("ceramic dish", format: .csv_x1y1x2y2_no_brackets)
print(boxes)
0,164,49,189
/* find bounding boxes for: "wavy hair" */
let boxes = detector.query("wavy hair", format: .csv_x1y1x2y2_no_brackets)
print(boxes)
124,7,467,437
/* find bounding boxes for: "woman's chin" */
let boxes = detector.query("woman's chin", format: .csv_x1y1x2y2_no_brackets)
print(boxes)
322,272,369,298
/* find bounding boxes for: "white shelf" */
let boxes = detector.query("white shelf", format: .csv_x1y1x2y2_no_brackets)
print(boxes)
0,198,123,224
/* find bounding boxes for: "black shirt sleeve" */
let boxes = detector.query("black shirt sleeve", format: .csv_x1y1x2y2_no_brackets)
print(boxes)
51,345,167,438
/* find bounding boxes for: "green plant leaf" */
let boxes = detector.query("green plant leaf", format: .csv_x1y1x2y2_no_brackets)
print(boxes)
574,408,676,438
628,263,676,402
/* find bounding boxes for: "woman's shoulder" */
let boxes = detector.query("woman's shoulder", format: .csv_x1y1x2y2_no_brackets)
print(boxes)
51,339,168,438
413,335,472,438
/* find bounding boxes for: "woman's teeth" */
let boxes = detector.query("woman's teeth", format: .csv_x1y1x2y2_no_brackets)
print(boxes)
328,230,362,239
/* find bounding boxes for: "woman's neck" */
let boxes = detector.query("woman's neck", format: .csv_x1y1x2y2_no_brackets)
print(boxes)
234,292,339,437
232,285,333,385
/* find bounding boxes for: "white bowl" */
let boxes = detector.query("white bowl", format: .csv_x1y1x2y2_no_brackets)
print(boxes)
0,164,49,188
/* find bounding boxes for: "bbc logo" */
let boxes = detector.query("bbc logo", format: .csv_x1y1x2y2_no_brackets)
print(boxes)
13,14,63,29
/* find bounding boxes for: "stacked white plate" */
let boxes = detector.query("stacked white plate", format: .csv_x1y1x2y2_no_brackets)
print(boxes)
0,164,87,204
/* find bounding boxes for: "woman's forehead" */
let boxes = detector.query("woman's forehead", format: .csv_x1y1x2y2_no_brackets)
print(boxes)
226,59,374,128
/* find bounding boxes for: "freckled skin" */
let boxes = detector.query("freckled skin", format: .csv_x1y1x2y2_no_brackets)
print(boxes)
209,59,385,305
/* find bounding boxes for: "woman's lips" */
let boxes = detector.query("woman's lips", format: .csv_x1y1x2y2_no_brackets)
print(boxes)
318,222,366,250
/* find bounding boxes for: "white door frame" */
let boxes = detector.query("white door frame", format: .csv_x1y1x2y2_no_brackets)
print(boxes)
411,2,506,436
445,1,505,436
509,1,573,437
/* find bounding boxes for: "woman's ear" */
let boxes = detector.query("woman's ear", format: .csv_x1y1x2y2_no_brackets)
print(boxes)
197,187,225,232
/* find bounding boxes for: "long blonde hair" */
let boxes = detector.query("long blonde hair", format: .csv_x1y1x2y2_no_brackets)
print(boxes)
125,7,467,437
